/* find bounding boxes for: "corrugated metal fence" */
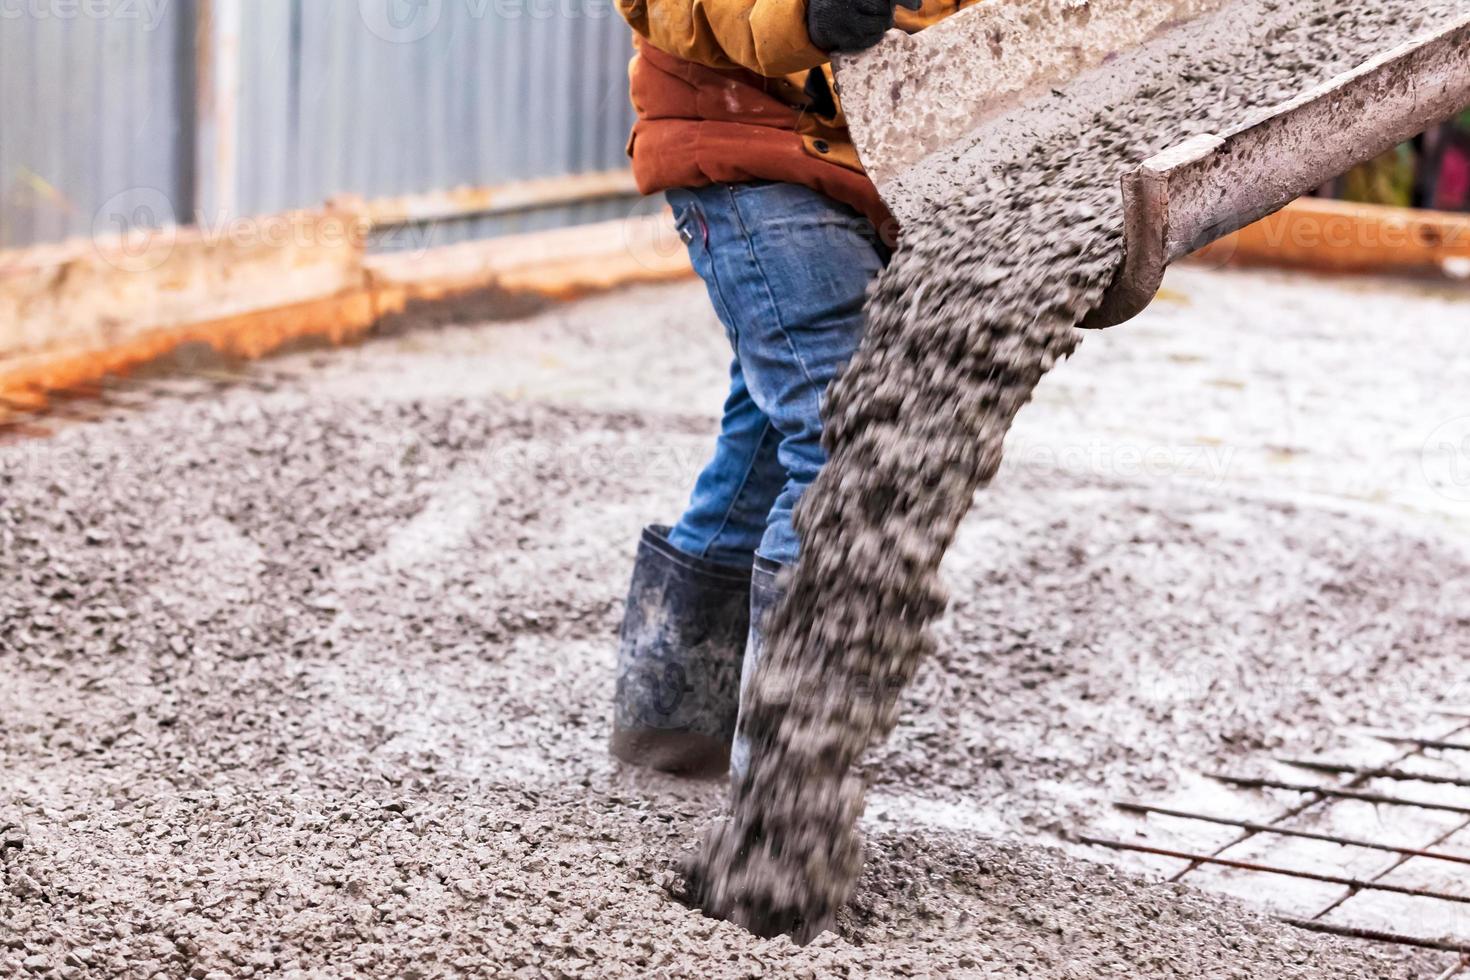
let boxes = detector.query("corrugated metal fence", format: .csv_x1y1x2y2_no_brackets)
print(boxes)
0,0,638,251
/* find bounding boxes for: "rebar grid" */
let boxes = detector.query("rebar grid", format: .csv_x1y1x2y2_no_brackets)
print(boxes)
1092,714,1470,975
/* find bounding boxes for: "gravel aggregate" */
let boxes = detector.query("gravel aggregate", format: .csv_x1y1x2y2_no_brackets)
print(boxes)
3,290,1465,975
5,1,1469,964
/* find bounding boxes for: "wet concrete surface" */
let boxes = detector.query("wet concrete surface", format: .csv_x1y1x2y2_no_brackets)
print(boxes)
2,266,1467,976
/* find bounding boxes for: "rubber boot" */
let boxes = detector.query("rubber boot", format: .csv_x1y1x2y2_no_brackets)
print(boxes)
611,526,751,777
729,555,785,781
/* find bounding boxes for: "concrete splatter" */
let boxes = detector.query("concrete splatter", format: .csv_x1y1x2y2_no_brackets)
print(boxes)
689,0,1467,939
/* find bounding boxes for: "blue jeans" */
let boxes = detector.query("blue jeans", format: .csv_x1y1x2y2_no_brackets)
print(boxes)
665,182,886,568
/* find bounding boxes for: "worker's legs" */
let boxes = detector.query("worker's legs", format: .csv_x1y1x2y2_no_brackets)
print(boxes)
664,362,788,567
667,182,885,779
665,181,886,565
610,340,772,776
612,181,883,775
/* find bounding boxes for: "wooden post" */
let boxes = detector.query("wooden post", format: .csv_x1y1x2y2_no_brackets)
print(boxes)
194,0,242,224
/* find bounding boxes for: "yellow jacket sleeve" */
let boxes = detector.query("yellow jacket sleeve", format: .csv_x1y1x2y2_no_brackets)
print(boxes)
618,0,829,78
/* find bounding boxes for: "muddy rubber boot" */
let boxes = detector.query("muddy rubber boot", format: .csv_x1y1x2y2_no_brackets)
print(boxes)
729,555,785,781
611,526,752,777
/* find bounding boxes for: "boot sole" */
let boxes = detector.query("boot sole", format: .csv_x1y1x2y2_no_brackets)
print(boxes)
610,728,730,779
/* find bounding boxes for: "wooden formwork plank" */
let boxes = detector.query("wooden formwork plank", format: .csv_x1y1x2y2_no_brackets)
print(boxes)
0,212,692,414
1197,198,1470,276
0,207,368,364
0,290,380,400
4,172,1466,427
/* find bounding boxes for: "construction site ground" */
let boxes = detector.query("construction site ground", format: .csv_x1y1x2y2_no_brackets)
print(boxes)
3,263,1469,977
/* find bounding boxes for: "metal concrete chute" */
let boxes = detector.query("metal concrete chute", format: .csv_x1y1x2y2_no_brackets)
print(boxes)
832,0,1470,329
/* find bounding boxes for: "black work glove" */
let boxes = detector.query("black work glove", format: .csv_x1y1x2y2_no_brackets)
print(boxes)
807,0,923,54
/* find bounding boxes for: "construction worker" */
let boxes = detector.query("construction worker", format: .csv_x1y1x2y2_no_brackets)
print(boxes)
610,0,960,776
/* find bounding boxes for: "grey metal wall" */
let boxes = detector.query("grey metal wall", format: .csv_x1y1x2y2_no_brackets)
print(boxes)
0,0,638,251
0,0,192,250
